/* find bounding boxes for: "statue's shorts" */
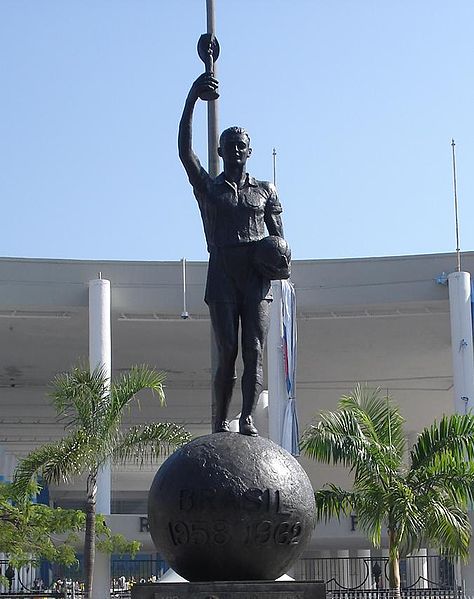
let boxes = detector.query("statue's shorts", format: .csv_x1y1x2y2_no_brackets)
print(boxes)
204,244,272,305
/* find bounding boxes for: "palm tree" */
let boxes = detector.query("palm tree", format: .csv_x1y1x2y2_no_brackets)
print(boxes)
300,385,474,598
12,365,191,599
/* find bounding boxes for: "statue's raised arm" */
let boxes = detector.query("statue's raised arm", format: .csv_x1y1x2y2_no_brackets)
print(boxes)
178,73,219,186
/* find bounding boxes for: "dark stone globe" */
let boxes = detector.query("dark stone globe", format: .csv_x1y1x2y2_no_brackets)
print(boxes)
148,433,315,582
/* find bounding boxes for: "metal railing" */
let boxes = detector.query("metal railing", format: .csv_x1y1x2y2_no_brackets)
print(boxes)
293,555,460,597
0,555,462,599
325,592,463,599
0,560,55,595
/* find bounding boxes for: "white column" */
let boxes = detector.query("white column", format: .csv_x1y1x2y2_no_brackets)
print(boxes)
268,281,286,444
3,451,17,482
89,277,111,599
419,548,428,589
448,271,474,414
427,551,440,592
449,272,474,593
0,554,4,593
455,557,463,594
407,549,428,589
254,390,269,437
337,549,350,589
356,549,371,589
381,548,389,588
229,390,269,436
319,550,332,589
89,277,112,387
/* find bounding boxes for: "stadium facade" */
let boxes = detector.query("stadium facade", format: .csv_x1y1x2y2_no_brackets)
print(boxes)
1,252,474,591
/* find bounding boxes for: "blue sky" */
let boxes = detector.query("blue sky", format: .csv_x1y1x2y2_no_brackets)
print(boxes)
1,1,474,262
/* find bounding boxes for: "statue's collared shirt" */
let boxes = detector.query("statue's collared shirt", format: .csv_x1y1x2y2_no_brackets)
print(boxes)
192,169,282,250
189,169,282,304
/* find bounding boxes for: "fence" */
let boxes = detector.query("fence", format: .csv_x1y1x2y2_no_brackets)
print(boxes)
294,555,460,597
0,560,48,594
0,555,462,599
325,592,463,599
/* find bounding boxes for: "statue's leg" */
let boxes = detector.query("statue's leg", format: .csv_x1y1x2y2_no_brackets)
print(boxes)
208,301,239,432
239,299,271,436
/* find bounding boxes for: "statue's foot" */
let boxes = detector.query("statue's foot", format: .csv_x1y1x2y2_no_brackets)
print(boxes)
239,415,258,437
215,419,230,433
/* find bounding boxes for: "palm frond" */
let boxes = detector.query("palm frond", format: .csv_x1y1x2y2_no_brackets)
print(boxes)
12,430,96,496
50,365,109,431
386,481,425,547
351,486,387,547
300,391,399,485
314,486,355,522
107,366,166,427
411,413,474,470
419,497,471,561
339,384,405,460
409,456,474,506
112,422,190,466
301,409,369,466
315,483,387,548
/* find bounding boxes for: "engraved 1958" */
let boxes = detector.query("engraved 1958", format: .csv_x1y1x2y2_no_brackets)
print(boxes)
168,519,303,547
169,520,230,546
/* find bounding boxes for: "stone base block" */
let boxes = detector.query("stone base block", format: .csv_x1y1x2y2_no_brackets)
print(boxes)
132,580,325,599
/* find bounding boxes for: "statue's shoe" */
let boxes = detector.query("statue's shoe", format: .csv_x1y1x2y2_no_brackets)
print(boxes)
215,419,230,433
239,415,258,437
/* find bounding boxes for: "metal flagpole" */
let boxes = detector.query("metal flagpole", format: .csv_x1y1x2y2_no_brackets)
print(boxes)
451,138,461,272
206,0,219,178
205,0,220,431
272,148,277,186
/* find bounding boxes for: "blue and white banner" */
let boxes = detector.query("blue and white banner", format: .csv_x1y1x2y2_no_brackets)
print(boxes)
280,280,300,456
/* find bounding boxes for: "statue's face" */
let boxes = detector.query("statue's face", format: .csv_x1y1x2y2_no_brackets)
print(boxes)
218,133,252,166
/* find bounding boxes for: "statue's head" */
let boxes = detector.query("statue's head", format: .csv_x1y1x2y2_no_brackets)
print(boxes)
218,126,252,166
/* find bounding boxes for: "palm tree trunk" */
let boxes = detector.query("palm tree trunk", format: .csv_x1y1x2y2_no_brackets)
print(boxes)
388,529,401,599
84,471,97,599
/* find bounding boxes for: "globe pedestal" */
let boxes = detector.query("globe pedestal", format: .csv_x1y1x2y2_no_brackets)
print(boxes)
144,433,319,590
133,579,326,599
